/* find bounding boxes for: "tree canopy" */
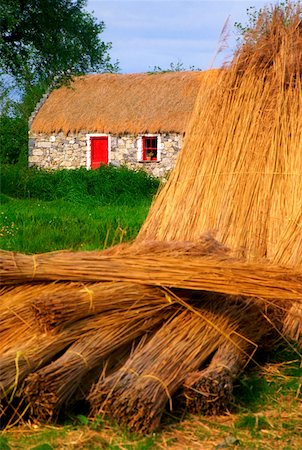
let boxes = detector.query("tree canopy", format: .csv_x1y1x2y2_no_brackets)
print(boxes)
0,0,118,88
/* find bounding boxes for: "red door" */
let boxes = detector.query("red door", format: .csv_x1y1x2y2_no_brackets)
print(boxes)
90,137,108,169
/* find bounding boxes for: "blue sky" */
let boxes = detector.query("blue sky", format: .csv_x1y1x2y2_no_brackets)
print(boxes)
86,1,279,73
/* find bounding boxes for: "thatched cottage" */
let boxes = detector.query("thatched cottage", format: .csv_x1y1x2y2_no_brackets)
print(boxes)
29,71,217,177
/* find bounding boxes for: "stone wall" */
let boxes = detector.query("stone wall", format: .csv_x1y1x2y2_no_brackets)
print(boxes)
28,131,182,177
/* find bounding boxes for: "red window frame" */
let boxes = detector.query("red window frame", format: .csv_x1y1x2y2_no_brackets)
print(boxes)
142,136,158,161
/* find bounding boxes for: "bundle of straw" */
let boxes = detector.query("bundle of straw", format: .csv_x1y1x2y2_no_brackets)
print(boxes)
89,298,265,434
23,301,173,422
31,281,168,332
2,250,302,301
182,320,266,415
0,284,72,354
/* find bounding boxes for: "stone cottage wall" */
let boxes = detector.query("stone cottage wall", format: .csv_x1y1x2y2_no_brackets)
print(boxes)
28,132,182,178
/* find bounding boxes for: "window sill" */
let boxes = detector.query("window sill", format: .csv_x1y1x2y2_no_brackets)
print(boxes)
138,160,160,163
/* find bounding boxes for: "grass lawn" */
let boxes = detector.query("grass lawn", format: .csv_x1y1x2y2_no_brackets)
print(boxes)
1,354,301,449
0,196,150,254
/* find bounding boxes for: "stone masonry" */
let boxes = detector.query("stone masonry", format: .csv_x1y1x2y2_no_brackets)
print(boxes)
28,132,183,178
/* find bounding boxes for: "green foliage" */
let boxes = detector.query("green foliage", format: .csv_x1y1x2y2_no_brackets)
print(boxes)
0,165,160,203
0,197,150,253
0,115,28,164
0,436,10,450
0,165,157,253
0,80,55,165
234,0,302,44
0,0,119,166
149,60,202,73
0,0,118,88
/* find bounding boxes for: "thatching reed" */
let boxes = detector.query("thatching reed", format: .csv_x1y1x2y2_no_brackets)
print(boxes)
181,298,275,415
31,281,169,332
24,301,173,422
30,71,219,135
0,283,76,354
88,297,269,434
1,249,302,301
136,5,302,270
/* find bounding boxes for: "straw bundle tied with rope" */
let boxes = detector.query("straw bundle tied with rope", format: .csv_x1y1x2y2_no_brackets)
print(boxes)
2,249,302,301
0,297,173,414
1,2,302,433
24,301,173,423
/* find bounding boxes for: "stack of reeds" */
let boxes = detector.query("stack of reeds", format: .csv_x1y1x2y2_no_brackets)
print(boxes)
1,2,301,434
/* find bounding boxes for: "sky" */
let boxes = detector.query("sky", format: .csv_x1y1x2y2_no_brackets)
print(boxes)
85,0,279,73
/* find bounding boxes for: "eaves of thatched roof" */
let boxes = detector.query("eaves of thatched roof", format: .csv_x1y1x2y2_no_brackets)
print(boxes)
30,70,219,135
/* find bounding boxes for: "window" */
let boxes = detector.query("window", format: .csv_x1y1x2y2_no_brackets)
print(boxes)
142,136,158,161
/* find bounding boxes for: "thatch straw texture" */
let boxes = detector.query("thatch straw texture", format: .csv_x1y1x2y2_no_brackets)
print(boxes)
24,301,173,422
137,5,302,270
89,298,264,434
182,305,271,415
31,281,168,331
1,249,302,301
0,284,76,354
30,71,219,135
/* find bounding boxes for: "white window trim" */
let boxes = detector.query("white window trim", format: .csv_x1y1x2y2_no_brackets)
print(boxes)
86,133,111,169
137,134,161,162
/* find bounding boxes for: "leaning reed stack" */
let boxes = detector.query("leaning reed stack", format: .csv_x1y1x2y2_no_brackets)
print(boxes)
24,301,173,422
137,4,302,267
89,297,267,434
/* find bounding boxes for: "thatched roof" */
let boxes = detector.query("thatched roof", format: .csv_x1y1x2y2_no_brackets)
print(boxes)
30,71,219,135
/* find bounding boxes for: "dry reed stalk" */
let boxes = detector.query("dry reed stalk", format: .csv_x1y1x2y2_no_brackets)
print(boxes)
23,301,173,422
31,281,169,332
2,250,302,301
89,298,262,434
0,283,78,355
282,302,302,344
136,6,302,268
182,332,260,415
1,297,173,415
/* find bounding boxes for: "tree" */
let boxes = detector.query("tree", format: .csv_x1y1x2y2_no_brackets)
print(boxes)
0,0,118,165
149,60,202,74
234,0,302,45
0,0,118,89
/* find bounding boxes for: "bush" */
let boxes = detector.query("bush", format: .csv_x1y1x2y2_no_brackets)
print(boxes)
0,116,28,164
0,165,160,205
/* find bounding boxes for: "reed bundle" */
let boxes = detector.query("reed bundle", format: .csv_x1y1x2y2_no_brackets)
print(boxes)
24,301,173,422
1,249,302,301
136,5,302,269
31,281,168,331
182,303,272,415
0,283,76,354
89,298,266,434
1,297,174,406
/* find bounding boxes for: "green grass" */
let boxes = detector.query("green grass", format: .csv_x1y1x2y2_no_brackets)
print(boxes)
0,164,159,253
0,165,160,204
2,351,301,449
0,196,150,254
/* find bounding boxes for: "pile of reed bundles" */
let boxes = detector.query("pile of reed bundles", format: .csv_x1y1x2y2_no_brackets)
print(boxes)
1,3,301,434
